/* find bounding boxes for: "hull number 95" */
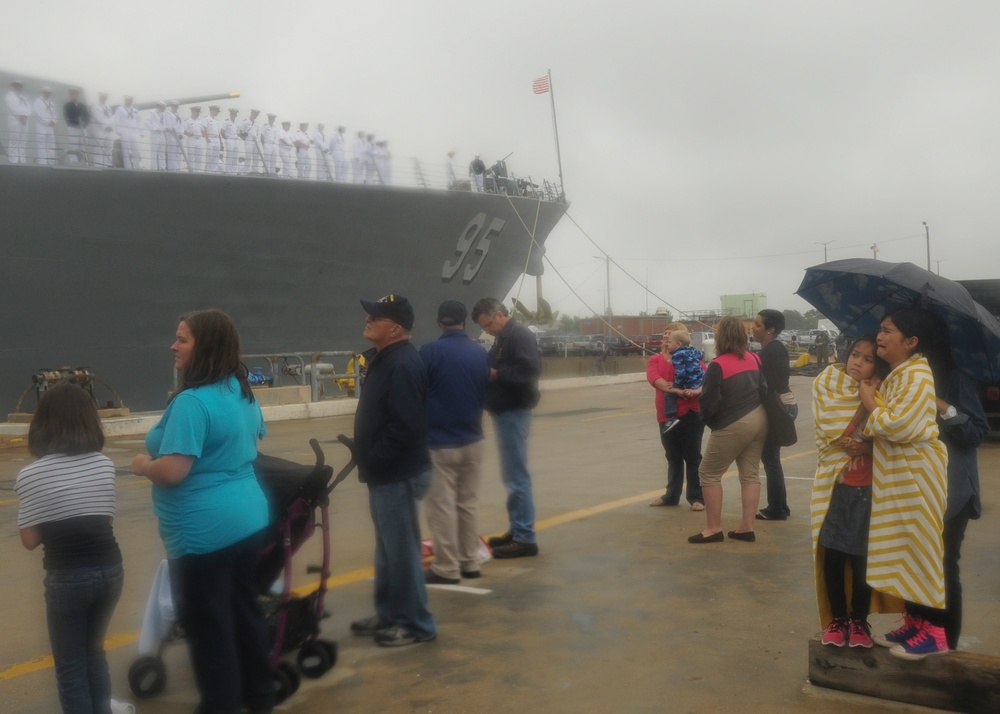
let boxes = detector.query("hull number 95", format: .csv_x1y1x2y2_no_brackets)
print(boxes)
441,213,506,283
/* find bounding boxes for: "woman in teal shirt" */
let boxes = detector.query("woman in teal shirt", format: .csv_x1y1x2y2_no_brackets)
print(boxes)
133,309,273,714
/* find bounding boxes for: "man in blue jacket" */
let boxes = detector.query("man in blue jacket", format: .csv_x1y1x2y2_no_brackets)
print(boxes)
472,297,542,558
351,294,437,646
420,300,490,584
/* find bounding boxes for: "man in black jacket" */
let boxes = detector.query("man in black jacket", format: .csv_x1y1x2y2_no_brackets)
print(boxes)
472,297,542,558
350,294,437,647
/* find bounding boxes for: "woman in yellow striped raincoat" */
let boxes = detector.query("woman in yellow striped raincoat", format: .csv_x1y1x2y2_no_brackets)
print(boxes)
859,308,949,660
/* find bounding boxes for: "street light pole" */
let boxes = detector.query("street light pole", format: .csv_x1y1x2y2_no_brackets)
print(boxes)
594,255,611,316
923,221,930,271
814,240,835,262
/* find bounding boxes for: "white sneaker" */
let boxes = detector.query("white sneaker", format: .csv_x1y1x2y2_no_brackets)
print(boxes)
110,699,136,714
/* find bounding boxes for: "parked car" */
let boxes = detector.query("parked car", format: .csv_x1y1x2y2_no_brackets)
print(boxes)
572,335,605,356
537,334,571,356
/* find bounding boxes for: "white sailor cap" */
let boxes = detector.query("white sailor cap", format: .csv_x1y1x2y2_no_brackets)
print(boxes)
11,79,24,86
190,105,201,111
281,120,291,125
41,86,52,92
250,108,260,114
267,113,277,118
209,105,220,111
168,99,179,106
157,100,167,107
229,107,238,113
124,94,134,100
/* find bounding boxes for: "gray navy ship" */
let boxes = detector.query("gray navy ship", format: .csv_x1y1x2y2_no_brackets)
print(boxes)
1,70,568,413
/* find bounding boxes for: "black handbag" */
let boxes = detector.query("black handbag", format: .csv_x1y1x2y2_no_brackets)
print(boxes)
752,353,798,447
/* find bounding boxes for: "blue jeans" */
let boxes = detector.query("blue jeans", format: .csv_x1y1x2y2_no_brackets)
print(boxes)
368,474,436,638
491,409,537,544
761,403,798,518
44,563,124,714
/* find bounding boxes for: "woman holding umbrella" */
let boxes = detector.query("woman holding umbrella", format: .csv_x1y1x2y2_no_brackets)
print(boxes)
859,308,948,660
918,318,989,652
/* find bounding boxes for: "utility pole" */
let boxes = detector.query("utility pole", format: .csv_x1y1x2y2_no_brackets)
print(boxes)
871,243,880,260
923,221,930,271
594,255,611,316
814,240,835,263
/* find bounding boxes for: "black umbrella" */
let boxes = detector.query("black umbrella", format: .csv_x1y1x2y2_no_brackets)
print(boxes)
796,258,1000,383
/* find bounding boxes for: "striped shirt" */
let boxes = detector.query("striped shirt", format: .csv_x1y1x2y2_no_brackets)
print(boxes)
16,452,117,528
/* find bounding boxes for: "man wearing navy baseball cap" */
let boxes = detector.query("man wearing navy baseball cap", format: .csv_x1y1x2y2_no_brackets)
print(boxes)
419,300,490,584
351,294,436,646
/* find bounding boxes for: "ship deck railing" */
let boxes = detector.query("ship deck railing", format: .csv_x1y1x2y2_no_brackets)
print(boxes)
171,350,360,403
0,126,565,202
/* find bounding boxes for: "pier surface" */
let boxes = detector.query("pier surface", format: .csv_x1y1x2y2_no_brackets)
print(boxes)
2,376,998,713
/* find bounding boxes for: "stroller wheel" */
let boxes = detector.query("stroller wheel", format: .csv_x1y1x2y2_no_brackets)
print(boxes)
128,655,167,698
272,661,301,703
318,639,338,669
297,640,333,678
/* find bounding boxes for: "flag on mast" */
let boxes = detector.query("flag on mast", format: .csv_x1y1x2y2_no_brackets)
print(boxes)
532,75,550,94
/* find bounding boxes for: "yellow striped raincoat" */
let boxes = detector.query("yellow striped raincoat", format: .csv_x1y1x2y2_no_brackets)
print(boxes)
810,364,903,627
863,354,948,609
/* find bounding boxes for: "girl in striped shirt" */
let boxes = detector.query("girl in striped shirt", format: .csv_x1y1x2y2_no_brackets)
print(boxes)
16,383,123,714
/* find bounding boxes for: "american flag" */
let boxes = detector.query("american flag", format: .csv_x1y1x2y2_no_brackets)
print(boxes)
532,75,550,94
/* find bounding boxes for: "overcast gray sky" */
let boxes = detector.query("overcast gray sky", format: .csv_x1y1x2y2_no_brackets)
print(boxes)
4,1,999,320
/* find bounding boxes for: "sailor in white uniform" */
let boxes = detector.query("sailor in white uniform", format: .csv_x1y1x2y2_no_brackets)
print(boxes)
4,80,32,164
364,134,377,184
163,100,184,171
32,86,58,165
182,106,205,173
239,108,262,175
87,92,115,167
293,122,311,180
313,122,331,181
222,108,241,175
277,120,295,178
351,130,367,184
260,113,278,175
330,125,347,182
203,106,223,173
445,149,457,188
113,95,142,169
146,101,167,171
378,140,392,185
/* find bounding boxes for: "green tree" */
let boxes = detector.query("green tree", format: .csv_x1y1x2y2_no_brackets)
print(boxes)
558,314,582,333
782,310,806,330
803,309,824,329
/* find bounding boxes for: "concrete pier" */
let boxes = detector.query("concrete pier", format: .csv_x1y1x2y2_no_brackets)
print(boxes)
1,375,997,713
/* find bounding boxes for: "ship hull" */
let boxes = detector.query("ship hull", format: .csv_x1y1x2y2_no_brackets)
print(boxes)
0,165,567,412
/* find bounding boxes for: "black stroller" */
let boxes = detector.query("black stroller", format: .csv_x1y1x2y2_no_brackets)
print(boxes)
128,435,355,704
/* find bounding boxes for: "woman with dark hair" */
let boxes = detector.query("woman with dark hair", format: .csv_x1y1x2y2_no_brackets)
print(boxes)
132,309,274,713
16,383,124,714
688,316,768,544
752,309,797,521
912,314,989,652
860,308,949,660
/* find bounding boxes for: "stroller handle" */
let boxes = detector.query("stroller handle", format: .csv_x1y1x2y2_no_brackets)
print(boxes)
328,434,357,494
308,438,325,469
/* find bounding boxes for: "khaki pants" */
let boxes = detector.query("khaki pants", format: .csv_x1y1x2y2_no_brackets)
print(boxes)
699,406,767,487
426,441,484,578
